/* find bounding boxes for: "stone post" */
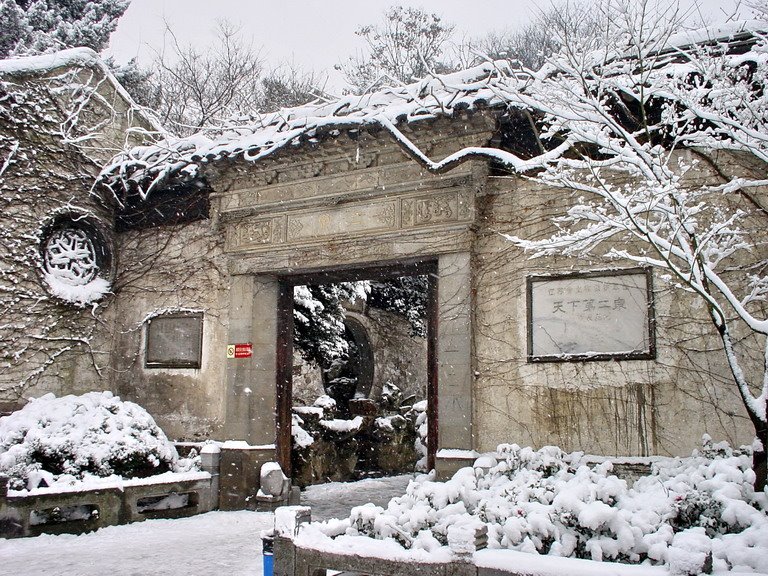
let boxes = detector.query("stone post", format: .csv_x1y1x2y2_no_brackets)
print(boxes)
274,505,311,538
273,535,296,576
200,443,221,510
224,274,278,445
436,252,475,478
0,475,24,538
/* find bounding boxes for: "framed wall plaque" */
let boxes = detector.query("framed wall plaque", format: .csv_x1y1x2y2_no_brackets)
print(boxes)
145,313,203,368
527,268,655,362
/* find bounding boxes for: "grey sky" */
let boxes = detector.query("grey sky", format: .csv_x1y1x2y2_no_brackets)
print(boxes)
107,0,742,91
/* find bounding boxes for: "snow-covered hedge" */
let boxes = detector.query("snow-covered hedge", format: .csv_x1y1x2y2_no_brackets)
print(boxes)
0,392,191,490
318,439,767,574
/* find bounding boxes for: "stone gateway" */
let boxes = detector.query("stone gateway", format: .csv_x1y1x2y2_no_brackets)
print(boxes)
1,45,765,500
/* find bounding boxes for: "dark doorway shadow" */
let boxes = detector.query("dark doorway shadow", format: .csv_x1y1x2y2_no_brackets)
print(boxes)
275,258,438,479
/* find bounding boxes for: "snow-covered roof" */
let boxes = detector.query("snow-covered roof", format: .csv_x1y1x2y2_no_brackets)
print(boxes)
100,60,523,198
0,47,105,75
99,21,767,199
663,19,765,51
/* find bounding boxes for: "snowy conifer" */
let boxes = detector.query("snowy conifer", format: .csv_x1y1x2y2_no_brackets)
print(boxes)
0,0,129,58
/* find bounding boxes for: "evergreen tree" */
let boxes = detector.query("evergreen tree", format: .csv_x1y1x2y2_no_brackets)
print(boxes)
368,276,428,337
293,277,429,373
293,282,367,371
0,0,129,58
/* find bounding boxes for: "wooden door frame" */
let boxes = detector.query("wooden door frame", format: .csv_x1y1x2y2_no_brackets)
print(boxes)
275,258,439,476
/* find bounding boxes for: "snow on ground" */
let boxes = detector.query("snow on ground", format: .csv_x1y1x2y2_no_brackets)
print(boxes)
0,511,272,576
300,473,414,521
0,474,413,575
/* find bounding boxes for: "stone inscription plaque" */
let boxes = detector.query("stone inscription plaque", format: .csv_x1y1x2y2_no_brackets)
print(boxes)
286,200,397,241
145,313,203,368
527,269,654,362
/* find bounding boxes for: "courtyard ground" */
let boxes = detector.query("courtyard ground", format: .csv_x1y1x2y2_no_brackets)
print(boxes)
0,474,413,576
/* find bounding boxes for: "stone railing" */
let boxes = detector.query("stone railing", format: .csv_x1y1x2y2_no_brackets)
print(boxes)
0,471,215,538
0,440,284,538
272,536,672,576
269,507,668,576
274,537,473,576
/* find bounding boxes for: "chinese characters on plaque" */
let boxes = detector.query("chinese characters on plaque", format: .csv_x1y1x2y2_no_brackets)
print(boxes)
527,269,654,361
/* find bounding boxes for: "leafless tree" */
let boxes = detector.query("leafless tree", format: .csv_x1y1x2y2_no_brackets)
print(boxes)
465,2,598,70
259,63,326,110
337,6,455,93
136,21,325,136
143,21,264,135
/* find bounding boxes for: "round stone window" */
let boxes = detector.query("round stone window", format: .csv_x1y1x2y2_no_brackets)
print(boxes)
43,227,100,286
39,217,113,306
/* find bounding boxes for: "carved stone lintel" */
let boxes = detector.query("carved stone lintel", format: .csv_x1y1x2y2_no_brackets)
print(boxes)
224,189,474,253
416,194,454,224
226,219,274,251
287,219,303,240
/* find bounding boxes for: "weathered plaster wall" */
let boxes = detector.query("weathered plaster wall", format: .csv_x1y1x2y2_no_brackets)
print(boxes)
108,220,230,441
292,307,427,406
100,111,764,465
346,308,427,402
471,154,762,457
0,60,151,411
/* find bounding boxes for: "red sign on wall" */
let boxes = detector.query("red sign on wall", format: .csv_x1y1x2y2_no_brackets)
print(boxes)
226,343,253,359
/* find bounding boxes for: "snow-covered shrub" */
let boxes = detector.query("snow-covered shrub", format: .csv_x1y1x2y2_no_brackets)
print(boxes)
322,440,768,572
408,400,428,472
0,391,186,490
291,392,425,486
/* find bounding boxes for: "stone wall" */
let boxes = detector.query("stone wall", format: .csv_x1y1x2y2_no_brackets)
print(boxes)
27,101,756,471
0,57,154,410
344,308,427,402
471,152,762,457
108,220,230,441
292,307,427,405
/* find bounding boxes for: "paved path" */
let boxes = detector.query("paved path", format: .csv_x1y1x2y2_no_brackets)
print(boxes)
0,474,414,576
301,473,414,521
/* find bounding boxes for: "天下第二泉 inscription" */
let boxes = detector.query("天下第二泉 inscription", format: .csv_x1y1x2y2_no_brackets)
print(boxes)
527,269,654,362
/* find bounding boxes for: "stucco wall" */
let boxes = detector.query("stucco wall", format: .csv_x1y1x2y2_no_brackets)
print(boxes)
471,154,761,457
0,59,150,411
101,116,764,462
108,220,230,440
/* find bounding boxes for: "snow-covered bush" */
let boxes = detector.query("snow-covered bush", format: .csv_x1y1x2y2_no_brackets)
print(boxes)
321,440,768,572
409,400,428,472
291,393,425,486
0,391,189,490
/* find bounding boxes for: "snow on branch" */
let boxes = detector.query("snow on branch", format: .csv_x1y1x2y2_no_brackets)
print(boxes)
98,18,768,203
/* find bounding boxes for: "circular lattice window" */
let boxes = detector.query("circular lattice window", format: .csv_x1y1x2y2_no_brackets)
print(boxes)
44,228,99,285
40,218,113,306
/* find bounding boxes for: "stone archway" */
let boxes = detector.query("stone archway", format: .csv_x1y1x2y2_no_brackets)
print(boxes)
223,251,473,480
216,142,485,480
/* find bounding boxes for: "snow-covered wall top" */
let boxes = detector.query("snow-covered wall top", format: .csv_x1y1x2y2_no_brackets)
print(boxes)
0,47,161,133
99,60,524,199
98,20,766,199
0,47,104,75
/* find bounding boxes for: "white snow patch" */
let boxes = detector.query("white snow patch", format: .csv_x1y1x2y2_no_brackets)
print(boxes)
320,416,364,433
437,449,481,459
42,272,110,306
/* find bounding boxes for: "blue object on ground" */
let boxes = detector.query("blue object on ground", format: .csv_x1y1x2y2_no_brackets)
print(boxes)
262,533,274,576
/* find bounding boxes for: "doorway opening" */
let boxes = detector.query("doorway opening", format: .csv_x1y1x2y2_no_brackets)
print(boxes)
275,260,438,485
